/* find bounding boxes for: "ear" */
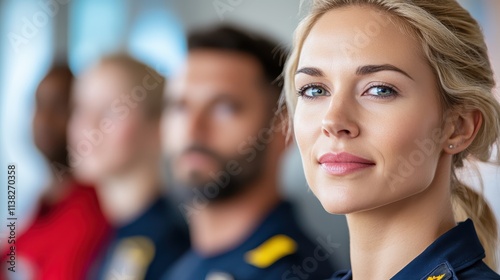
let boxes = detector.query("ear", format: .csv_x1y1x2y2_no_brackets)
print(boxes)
443,110,482,154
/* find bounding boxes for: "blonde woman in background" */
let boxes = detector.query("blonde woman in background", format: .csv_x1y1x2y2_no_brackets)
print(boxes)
68,55,189,280
283,0,500,279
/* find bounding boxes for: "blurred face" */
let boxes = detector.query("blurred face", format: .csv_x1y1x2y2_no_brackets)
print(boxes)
33,71,72,163
163,50,274,200
294,6,445,214
68,64,157,182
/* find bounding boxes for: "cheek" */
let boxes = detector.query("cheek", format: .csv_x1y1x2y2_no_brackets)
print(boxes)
67,119,85,148
373,102,442,192
162,117,176,152
49,117,68,142
294,107,315,157
293,102,324,186
164,114,192,156
211,113,268,157
218,121,252,152
103,119,141,155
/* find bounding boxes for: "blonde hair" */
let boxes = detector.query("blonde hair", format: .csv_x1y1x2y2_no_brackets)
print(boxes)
284,0,500,269
98,54,165,120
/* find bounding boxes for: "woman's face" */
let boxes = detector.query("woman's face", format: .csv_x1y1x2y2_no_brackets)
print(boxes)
68,65,153,182
294,6,447,214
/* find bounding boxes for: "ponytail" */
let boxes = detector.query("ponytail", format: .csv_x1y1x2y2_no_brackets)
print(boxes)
452,176,498,269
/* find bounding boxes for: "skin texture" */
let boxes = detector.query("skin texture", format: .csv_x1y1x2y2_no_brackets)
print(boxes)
33,68,73,166
162,49,285,254
164,50,273,189
295,6,446,214
69,64,159,181
293,6,481,280
68,62,162,226
33,66,77,204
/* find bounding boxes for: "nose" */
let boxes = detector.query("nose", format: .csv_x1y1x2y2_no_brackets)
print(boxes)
321,94,359,138
185,109,207,142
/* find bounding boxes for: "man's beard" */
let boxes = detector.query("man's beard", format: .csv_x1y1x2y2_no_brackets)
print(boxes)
173,142,267,204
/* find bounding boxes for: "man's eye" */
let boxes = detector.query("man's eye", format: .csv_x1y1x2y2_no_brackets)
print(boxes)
213,102,239,117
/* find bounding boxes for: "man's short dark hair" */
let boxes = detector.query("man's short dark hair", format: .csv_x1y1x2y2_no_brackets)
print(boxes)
187,25,286,96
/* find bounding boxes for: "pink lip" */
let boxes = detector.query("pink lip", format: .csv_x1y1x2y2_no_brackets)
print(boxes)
318,152,375,176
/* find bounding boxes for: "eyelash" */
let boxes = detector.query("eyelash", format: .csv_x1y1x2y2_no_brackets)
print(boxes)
296,82,400,100
365,82,400,99
296,83,326,100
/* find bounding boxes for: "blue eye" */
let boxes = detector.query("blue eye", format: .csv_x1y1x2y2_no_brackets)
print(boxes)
298,84,329,99
366,85,398,98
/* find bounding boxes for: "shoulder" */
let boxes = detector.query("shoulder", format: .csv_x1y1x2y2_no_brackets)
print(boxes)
327,270,351,280
244,201,335,278
166,234,334,280
456,261,500,280
244,233,334,279
162,250,199,280
399,260,500,280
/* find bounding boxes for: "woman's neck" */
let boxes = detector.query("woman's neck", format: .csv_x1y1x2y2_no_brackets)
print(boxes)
347,161,456,280
97,163,162,227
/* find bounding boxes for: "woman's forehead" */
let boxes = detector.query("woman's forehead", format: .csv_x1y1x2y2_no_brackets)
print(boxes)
297,6,425,78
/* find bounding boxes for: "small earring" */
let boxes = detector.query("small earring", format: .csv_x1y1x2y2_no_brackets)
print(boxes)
448,144,454,149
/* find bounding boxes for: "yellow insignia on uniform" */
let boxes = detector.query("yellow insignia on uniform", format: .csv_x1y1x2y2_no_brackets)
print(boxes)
244,234,297,268
427,274,445,280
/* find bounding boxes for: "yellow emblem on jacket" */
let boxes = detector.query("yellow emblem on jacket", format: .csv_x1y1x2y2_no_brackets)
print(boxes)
427,274,445,280
244,234,297,268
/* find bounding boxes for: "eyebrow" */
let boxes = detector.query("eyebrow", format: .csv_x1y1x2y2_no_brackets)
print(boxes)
296,64,414,81
356,64,414,80
295,67,325,77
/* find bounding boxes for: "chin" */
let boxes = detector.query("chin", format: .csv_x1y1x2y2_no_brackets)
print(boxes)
75,161,110,183
74,168,97,184
318,194,391,215
310,180,380,215
318,197,363,215
310,183,351,214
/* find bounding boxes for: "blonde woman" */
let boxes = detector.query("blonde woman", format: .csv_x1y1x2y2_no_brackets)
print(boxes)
283,0,500,279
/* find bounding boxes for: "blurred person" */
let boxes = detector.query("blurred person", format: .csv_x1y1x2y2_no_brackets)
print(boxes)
1,65,110,280
284,0,500,279
68,55,189,280
162,26,335,280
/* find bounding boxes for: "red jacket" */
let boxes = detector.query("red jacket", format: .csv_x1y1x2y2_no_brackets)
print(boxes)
1,181,110,280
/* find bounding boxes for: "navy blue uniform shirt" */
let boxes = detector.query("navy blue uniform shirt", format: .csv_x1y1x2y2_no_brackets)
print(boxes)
164,201,335,280
332,219,500,280
94,197,190,280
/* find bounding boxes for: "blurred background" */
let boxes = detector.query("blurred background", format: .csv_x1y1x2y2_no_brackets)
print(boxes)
0,0,499,272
